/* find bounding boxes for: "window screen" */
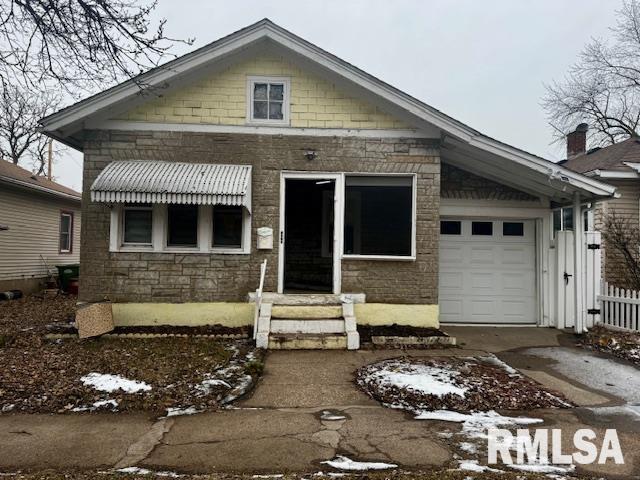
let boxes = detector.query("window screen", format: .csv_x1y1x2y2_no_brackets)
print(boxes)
440,220,461,235
167,205,198,247
344,176,413,256
472,221,493,236
123,207,152,244
503,222,524,236
253,82,284,120
213,206,243,248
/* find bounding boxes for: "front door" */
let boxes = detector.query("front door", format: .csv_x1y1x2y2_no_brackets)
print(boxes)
278,173,342,294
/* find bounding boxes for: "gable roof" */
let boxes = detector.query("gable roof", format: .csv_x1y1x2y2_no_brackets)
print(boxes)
0,160,81,201
562,137,640,175
39,18,616,201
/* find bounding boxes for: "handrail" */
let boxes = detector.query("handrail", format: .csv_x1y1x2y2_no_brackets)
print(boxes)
253,259,267,340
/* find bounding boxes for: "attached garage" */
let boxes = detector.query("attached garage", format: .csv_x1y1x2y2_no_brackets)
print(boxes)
439,219,537,324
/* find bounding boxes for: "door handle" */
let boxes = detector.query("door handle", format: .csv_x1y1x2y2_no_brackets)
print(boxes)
563,272,573,285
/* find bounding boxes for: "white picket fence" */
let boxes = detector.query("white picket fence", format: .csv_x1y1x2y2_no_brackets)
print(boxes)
599,282,640,332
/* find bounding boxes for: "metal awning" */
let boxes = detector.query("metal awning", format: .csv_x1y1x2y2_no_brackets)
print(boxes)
91,161,251,210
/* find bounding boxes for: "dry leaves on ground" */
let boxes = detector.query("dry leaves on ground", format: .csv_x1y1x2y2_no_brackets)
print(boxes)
356,356,572,413
580,325,640,366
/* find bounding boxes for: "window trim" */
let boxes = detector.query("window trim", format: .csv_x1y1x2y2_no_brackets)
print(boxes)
109,204,251,255
246,75,291,126
59,210,74,254
341,173,417,261
121,204,153,247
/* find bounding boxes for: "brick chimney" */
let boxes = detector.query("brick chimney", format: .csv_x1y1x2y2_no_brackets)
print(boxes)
566,123,588,159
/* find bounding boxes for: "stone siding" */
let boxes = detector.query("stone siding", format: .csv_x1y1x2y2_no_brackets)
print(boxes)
80,130,440,304
441,163,538,201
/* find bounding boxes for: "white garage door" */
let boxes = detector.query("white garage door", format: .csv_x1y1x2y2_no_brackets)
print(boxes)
439,219,537,324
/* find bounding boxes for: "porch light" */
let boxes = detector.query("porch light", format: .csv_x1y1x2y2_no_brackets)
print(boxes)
304,149,317,161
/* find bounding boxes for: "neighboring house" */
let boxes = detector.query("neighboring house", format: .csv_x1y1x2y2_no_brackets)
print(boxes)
562,125,640,288
40,19,615,346
0,160,81,294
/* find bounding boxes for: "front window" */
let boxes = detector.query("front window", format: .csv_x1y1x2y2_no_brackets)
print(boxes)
248,76,289,124
344,175,414,257
123,205,152,245
213,206,243,248
167,205,198,247
59,212,73,253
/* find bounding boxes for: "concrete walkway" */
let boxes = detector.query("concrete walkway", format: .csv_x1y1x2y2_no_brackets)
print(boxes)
1,327,639,477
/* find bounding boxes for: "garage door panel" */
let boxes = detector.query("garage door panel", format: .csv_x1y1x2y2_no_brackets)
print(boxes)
439,219,536,324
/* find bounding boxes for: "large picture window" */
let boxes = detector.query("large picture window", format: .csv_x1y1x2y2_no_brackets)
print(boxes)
344,176,414,257
167,205,198,247
123,205,152,245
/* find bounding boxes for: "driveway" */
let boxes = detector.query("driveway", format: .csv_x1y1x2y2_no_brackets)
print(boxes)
1,327,639,477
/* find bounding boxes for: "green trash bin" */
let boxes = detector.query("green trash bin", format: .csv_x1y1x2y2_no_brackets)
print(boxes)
56,264,80,292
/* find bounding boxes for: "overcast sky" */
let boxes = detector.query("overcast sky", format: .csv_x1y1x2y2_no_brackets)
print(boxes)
54,0,620,190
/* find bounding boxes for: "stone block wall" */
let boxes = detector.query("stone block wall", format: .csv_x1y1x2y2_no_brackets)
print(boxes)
80,130,440,304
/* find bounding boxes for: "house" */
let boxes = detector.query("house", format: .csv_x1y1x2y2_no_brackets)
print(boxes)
562,125,640,288
0,160,81,294
39,20,616,348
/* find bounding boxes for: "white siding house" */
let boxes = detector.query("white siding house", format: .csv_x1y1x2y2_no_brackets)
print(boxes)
0,161,81,293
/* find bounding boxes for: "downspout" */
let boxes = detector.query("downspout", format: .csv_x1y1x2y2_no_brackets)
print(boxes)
573,191,586,333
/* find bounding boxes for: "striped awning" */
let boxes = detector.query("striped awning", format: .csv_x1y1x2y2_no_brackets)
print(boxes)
91,161,251,210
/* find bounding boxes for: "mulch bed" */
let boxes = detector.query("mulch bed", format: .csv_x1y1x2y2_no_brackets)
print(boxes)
0,470,564,480
580,325,640,366
46,323,253,337
356,356,572,412
0,295,263,415
357,324,448,343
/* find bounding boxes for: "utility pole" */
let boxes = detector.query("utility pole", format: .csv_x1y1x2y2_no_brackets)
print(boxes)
47,139,53,180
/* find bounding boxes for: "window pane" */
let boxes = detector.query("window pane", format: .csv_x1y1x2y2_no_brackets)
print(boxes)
167,205,198,247
472,221,493,236
124,209,152,244
268,101,283,120
553,209,562,234
503,222,524,236
562,207,574,231
213,206,243,248
269,83,284,101
59,232,70,251
253,83,268,100
344,176,412,256
253,101,268,119
60,214,71,233
440,220,461,235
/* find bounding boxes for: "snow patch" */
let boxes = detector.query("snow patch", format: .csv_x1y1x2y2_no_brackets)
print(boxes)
72,399,118,412
165,406,201,417
321,455,397,471
321,410,346,421
509,462,576,474
114,466,182,477
362,361,467,398
80,373,151,393
457,460,502,473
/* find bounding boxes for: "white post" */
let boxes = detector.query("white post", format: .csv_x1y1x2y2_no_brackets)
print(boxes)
573,192,585,333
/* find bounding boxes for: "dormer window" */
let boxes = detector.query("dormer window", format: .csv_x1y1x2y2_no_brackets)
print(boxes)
247,76,290,125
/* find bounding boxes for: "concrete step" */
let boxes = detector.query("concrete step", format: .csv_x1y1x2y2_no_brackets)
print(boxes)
248,292,365,305
271,305,342,319
270,319,345,334
268,333,348,350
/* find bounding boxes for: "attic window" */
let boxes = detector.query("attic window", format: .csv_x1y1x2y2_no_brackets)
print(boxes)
247,76,290,125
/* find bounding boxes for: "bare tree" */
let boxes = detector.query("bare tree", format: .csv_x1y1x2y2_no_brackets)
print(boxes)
602,211,640,290
0,80,62,175
543,0,640,147
0,0,193,94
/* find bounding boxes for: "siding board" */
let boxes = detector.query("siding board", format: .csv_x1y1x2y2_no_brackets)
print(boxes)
0,185,81,281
